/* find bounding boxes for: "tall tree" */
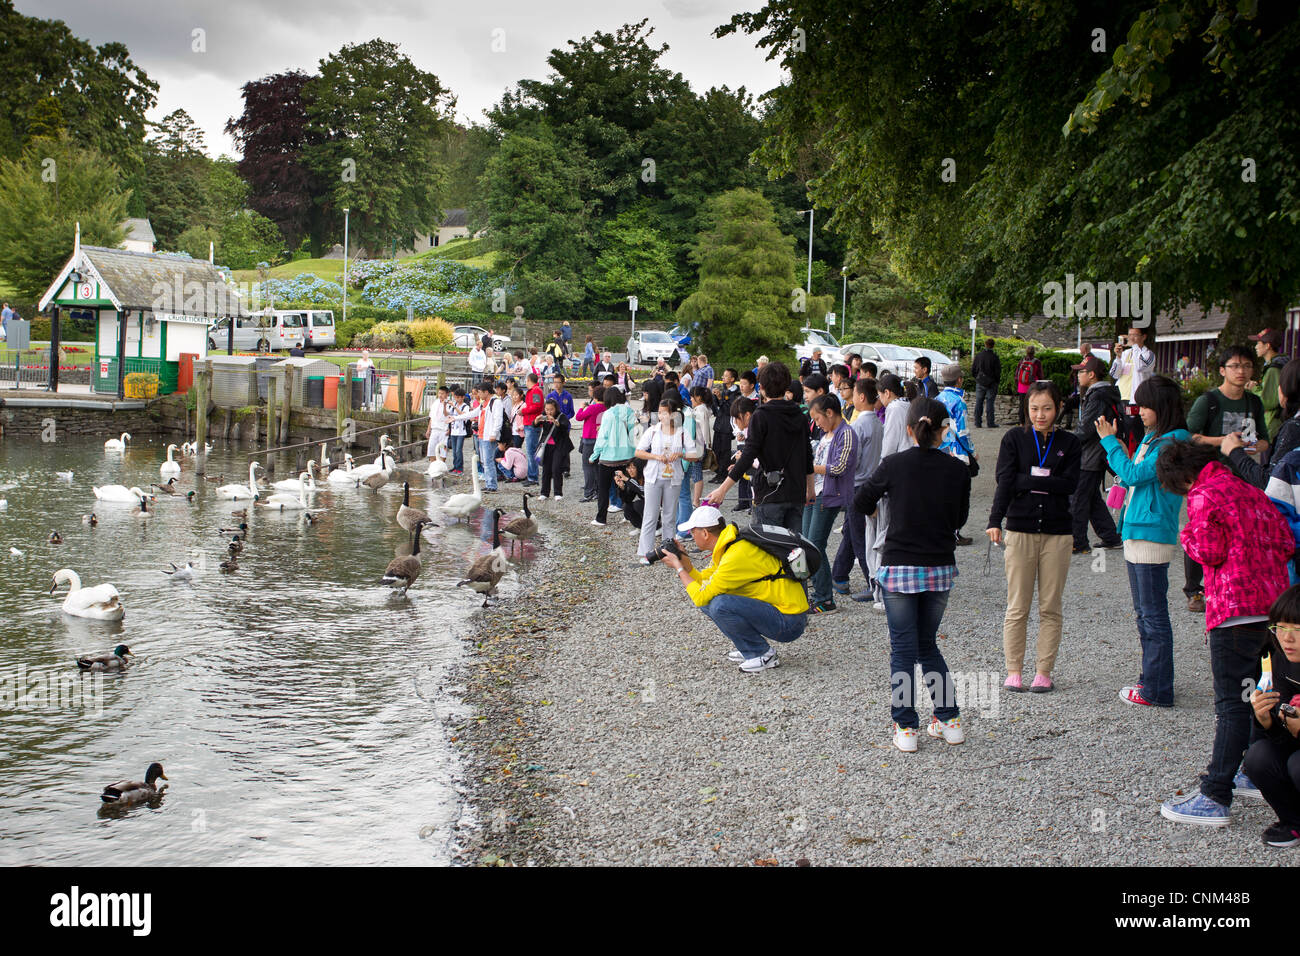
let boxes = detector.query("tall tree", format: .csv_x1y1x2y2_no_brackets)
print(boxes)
140,109,213,248
0,133,128,299
226,70,317,250
305,39,455,255
722,0,1300,339
589,203,683,315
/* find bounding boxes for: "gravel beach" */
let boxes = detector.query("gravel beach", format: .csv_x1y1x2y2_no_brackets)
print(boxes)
452,412,1287,866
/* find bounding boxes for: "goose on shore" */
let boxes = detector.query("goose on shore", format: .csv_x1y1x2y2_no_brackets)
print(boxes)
77,644,132,670
93,484,154,504
499,494,538,555
457,509,510,607
381,519,431,596
160,444,181,477
217,462,261,500
396,482,433,532
51,568,123,620
101,763,166,805
440,451,483,523
104,432,131,451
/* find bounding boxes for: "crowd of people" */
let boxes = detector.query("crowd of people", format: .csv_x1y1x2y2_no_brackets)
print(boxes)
424,323,1300,849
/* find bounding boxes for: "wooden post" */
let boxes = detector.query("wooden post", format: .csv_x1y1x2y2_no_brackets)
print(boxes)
266,376,277,472
195,362,209,476
338,362,352,448
280,364,293,444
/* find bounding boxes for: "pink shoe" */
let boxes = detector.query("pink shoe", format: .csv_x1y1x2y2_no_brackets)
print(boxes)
1004,674,1024,692
1030,674,1054,693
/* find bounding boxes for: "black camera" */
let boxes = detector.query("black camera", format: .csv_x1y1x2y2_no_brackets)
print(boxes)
647,538,683,564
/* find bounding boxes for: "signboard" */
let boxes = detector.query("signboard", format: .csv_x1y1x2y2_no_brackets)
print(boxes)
99,360,109,378
969,316,977,330
152,312,216,326
78,282,94,300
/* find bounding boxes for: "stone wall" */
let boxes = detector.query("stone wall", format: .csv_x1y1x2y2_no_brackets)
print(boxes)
0,404,165,441
507,318,673,353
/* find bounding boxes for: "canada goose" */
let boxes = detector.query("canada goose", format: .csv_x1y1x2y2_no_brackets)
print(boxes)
49,531,62,545
161,562,196,582
104,432,131,451
77,644,132,671
82,514,97,527
51,569,123,620
152,477,179,495
55,470,74,482
160,443,181,477
219,556,238,573
93,484,154,503
217,462,261,500
499,494,538,556
134,496,151,519
441,451,483,523
381,518,431,595
361,456,394,491
261,472,311,511
101,763,167,805
396,482,432,532
457,509,510,607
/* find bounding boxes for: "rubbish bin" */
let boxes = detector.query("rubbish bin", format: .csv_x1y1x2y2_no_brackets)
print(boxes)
350,376,363,409
323,375,339,410
306,375,325,408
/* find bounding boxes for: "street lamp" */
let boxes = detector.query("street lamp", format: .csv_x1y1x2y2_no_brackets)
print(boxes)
628,295,638,339
841,265,849,327
340,205,351,325
796,209,814,294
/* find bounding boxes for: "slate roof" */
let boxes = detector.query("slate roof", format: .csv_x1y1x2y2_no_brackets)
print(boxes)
440,208,468,228
121,218,156,244
79,246,250,316
1153,301,1230,338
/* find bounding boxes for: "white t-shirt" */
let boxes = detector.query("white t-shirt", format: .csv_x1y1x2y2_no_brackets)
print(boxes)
813,433,832,496
468,348,487,373
637,423,694,484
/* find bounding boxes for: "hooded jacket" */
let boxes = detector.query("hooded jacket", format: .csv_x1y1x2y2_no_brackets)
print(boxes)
1074,382,1123,472
727,399,814,506
1181,460,1293,632
1101,428,1191,544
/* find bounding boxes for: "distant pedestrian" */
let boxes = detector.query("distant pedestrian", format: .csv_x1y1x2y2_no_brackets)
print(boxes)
972,338,1001,428
582,336,595,377
1015,346,1042,426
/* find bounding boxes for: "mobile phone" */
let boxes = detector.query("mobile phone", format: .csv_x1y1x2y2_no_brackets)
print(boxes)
1117,335,1128,346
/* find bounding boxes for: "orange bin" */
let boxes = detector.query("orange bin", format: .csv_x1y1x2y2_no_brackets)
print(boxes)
177,353,198,393
384,376,426,413
323,374,339,410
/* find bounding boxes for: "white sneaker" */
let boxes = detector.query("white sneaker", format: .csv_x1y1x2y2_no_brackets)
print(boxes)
637,556,650,566
738,649,779,673
590,519,606,527
927,715,965,745
627,528,640,536
553,495,563,501
535,495,548,501
609,505,623,513
892,723,919,753
727,650,746,663
872,601,885,613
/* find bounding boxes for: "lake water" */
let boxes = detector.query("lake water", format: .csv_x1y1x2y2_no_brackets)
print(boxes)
0,435,521,865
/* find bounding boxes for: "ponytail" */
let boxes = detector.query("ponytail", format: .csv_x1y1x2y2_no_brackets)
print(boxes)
908,397,947,448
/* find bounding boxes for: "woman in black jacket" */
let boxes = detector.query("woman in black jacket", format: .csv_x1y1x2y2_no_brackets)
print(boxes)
1225,357,1300,487
987,381,1081,694
1243,584,1300,847
536,399,573,500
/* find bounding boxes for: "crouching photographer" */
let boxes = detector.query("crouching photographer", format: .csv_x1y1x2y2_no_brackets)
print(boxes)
659,505,810,674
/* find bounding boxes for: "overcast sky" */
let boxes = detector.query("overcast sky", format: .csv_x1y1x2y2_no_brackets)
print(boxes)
20,0,786,157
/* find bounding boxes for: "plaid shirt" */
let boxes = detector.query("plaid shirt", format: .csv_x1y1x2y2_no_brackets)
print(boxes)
876,564,958,594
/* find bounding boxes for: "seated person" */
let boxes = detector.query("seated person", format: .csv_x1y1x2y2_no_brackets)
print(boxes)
495,439,528,482
613,460,646,531
1244,584,1300,848
660,505,809,674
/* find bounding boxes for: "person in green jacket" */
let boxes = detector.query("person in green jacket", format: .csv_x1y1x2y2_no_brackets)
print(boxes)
1251,328,1289,442
1096,376,1191,708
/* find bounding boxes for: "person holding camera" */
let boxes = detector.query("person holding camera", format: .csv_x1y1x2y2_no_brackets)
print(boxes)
1243,584,1300,847
535,398,573,500
613,460,646,533
634,398,695,565
659,505,809,673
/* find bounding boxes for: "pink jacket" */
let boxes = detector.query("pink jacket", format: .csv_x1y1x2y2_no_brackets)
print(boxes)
1181,461,1293,631
575,401,605,440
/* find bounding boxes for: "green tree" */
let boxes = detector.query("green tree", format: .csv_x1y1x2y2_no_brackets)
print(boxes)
846,249,931,336
305,39,455,255
217,211,284,270
675,188,806,368
140,109,213,249
589,204,682,314
0,134,128,299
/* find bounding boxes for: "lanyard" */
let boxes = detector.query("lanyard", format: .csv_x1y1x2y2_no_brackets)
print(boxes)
1033,429,1054,469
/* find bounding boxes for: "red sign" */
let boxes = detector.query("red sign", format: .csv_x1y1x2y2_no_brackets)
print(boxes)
100,360,109,378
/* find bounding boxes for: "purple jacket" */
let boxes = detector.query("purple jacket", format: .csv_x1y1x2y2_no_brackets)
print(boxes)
820,421,859,507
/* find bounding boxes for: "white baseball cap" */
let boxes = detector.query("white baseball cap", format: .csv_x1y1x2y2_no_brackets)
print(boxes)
678,505,724,534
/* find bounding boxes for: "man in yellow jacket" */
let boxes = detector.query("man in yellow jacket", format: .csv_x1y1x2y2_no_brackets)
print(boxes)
661,505,809,673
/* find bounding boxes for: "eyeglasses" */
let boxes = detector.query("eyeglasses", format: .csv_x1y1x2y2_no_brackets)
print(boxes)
1268,624,1300,639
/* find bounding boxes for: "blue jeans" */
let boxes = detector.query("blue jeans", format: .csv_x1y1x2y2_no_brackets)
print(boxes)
1125,561,1174,706
700,593,807,660
832,496,870,586
801,499,841,605
755,501,803,535
974,383,996,426
524,425,541,482
675,460,701,537
1201,622,1269,806
882,587,959,728
477,438,498,490
450,434,465,471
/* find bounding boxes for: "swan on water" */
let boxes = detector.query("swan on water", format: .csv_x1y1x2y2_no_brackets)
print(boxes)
51,568,124,620
93,485,155,503
160,444,181,477
104,432,131,451
216,462,261,500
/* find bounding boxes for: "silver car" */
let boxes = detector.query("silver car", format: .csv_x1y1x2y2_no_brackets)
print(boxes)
627,330,680,365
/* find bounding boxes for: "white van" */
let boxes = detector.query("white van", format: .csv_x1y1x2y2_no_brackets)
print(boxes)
207,310,306,352
304,310,335,350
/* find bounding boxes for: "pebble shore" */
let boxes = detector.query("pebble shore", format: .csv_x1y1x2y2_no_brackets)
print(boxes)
450,419,1288,866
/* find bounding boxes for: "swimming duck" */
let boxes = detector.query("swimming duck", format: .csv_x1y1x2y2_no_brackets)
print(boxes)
76,644,132,671
101,763,167,804
82,514,97,527
219,556,238,573
49,531,62,545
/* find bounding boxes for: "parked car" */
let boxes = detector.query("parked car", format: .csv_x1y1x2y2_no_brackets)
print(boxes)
207,310,305,352
839,342,918,380
452,325,507,351
627,330,681,365
667,324,693,347
906,347,957,375
303,310,335,351
793,327,844,365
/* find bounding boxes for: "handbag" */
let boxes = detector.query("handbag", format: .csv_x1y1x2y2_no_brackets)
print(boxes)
1106,481,1127,509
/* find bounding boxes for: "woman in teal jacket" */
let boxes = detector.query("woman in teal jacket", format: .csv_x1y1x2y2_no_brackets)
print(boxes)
1096,376,1190,708
589,385,639,526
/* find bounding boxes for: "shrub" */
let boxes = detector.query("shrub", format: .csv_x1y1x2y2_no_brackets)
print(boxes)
409,317,454,351
335,316,376,349
27,315,95,342
357,321,414,350
602,335,624,352
1181,372,1218,412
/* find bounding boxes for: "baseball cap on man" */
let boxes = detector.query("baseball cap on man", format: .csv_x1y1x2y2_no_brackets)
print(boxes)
1249,329,1283,348
678,505,724,534
940,363,961,384
1070,355,1104,376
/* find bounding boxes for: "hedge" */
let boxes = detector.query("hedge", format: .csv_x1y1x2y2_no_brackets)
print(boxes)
29,316,96,342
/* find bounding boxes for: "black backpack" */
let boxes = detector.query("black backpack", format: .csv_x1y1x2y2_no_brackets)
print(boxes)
729,521,822,583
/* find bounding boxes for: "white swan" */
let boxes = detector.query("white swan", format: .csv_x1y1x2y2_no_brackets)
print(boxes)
55,470,74,482
351,438,395,481
441,451,483,523
261,472,312,511
160,443,181,477
181,441,212,456
217,462,261,500
104,432,131,451
273,460,317,493
326,453,359,485
427,457,450,480
51,568,124,620
93,484,154,503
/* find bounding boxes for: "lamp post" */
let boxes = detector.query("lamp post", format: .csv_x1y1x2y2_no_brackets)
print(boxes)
841,266,848,327
629,295,638,340
797,209,814,294
342,207,350,325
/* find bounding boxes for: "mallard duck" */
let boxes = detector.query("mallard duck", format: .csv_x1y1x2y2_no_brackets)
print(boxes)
499,494,537,556
218,522,248,539
219,557,238,573
227,537,243,557
101,763,166,804
203,473,225,484
229,508,248,519
77,644,132,671
303,511,320,525
81,514,97,527
457,509,510,607
381,519,431,596
48,531,63,545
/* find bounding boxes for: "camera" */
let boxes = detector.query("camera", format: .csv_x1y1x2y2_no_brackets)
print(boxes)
1278,702,1300,720
647,538,683,564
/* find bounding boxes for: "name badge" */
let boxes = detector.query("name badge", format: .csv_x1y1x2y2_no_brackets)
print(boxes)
1030,466,1050,477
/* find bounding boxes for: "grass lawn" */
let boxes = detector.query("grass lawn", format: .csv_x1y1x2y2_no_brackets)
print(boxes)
313,353,443,371
231,258,346,285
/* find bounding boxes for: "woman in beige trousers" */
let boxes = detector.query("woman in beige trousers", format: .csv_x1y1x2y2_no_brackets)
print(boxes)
986,382,1082,693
